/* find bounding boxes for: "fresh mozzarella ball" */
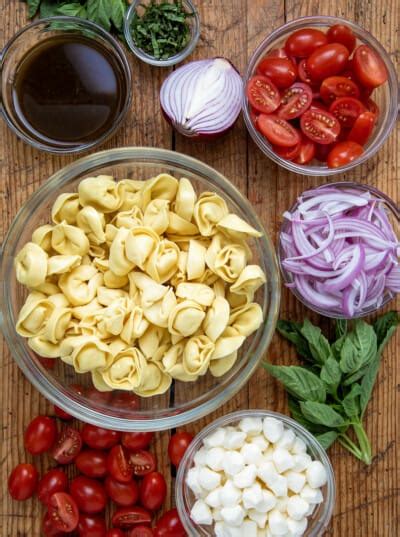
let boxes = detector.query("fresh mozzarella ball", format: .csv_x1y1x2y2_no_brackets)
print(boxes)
206,446,226,471
256,490,277,513
300,485,323,504
276,429,296,450
268,508,289,535
242,483,265,510
198,467,221,491
287,517,308,536
215,521,225,537
241,442,264,465
305,503,316,516
252,435,269,451
248,509,269,529
224,430,247,450
292,453,312,473
287,495,309,521
220,479,242,507
258,461,288,497
193,446,208,466
262,447,275,462
186,467,203,495
285,471,306,494
306,461,328,488
263,417,284,443
191,499,213,525
233,464,257,488
275,497,288,513
272,448,295,473
291,437,307,455
205,487,222,508
221,505,245,527
213,508,223,521
222,450,245,476
241,519,259,536
238,417,263,436
203,427,226,448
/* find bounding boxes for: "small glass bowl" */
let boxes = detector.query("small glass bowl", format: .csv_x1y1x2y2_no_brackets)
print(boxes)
243,16,399,176
176,409,336,537
278,182,400,319
124,0,200,67
0,16,131,154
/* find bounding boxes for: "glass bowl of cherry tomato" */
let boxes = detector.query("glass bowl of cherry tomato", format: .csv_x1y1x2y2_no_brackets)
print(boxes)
243,16,398,175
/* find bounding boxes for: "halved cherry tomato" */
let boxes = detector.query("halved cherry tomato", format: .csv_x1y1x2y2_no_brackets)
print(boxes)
8,463,38,501
246,75,280,114
363,98,379,120
52,427,82,464
86,388,113,405
329,96,366,128
38,468,68,505
168,432,194,467
112,506,152,529
112,392,140,411
139,472,167,511
82,424,121,450
105,476,139,507
273,138,301,160
341,68,358,83
327,140,364,168
70,476,107,514
353,44,388,88
347,111,375,145
129,450,157,477
327,24,356,53
108,445,133,483
77,513,107,537
42,513,65,537
129,527,154,537
306,43,349,81
300,108,340,144
310,99,328,112
75,449,108,479
257,114,301,147
24,416,57,455
153,508,186,537
257,57,297,89
107,530,125,537
54,406,73,421
293,135,316,164
48,492,79,532
285,28,328,57
122,432,154,451
277,82,312,120
298,59,313,85
320,76,360,104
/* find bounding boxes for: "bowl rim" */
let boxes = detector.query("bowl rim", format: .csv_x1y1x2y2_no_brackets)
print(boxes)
0,146,281,431
176,409,336,537
242,15,399,176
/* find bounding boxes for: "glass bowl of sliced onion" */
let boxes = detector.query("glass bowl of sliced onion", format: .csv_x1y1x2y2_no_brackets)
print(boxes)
279,182,399,319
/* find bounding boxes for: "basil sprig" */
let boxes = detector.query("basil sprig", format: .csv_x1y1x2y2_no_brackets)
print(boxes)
264,312,399,464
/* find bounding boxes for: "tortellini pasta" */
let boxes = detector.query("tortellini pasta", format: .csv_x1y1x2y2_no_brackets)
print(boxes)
15,173,266,396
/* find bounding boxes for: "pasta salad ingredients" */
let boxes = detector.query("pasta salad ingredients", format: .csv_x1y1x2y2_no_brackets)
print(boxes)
14,173,266,396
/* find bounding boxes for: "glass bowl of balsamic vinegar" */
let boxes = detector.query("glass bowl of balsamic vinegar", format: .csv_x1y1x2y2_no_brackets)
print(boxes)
1,17,131,154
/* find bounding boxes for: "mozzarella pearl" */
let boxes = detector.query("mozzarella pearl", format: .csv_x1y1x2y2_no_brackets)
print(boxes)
263,417,284,443
287,495,310,521
306,460,328,488
191,499,213,525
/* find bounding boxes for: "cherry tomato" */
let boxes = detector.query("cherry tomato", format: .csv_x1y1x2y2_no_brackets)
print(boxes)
298,59,313,85
327,140,364,168
306,43,349,81
38,469,68,505
8,463,38,501
329,96,366,128
277,82,312,120
267,47,291,59
257,114,301,147
310,99,328,112
112,506,152,529
285,28,328,57
128,451,157,477
112,392,140,410
300,108,340,144
48,492,79,532
75,449,108,479
139,472,167,511
82,424,121,450
273,138,301,160
24,416,57,455
129,527,154,537
107,445,134,483
363,98,379,120
105,476,139,507
54,405,73,421
77,513,107,537
246,75,280,114
320,76,360,104
257,57,297,89
327,24,356,53
353,45,388,88
106,530,125,537
293,135,316,164
153,508,186,537
42,512,65,537
168,432,194,467
87,388,113,405
52,427,82,464
122,432,154,451
70,476,108,514
347,111,375,145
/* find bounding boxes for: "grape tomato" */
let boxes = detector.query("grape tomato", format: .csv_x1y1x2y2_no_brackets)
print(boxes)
105,475,139,507
48,492,79,532
300,108,340,144
24,416,57,455
129,450,157,477
107,445,133,483
285,28,328,57
52,427,82,464
139,472,167,511
327,140,364,168
77,513,107,537
153,508,186,537
82,424,121,450
8,463,38,501
70,476,107,514
320,76,360,103
38,468,68,505
54,405,73,421
168,431,194,467
327,24,356,53
75,449,108,479
306,43,349,81
122,432,154,451
129,527,154,537
298,59,313,84
107,530,125,537
329,96,366,128
42,513,65,537
112,506,152,529
273,139,301,160
347,111,375,145
293,136,316,164
257,57,297,89
246,75,280,114
257,114,301,147
277,82,312,120
353,44,388,88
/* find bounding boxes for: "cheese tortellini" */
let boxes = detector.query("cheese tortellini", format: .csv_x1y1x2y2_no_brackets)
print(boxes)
15,173,266,396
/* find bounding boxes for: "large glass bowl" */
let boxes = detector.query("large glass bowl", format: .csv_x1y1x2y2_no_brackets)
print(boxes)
243,16,399,176
0,148,280,431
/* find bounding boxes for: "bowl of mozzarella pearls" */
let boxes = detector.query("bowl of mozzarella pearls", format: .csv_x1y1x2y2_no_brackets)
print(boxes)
0,148,280,431
176,410,335,536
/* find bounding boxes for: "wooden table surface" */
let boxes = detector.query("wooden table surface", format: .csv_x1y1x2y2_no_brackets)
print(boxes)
1,1,399,536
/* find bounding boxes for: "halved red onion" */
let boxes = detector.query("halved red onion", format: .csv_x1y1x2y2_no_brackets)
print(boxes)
160,58,242,139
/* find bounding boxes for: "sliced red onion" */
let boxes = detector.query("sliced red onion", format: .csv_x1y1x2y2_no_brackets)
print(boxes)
160,58,242,139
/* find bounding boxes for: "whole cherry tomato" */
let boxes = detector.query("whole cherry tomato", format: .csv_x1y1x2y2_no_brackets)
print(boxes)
347,111,375,145
24,416,57,455
129,450,157,477
8,463,38,501
352,44,388,88
320,76,360,104
52,427,82,464
153,508,186,537
107,445,134,483
77,513,107,537
293,135,316,164
75,449,108,479
246,75,280,114
106,530,125,537
38,468,68,505
267,47,291,59
139,472,167,511
257,114,301,147
54,406,73,421
168,432,194,467
112,506,152,529
327,141,364,168
363,98,379,120
122,432,154,451
257,57,297,89
329,96,366,128
82,424,121,450
306,43,349,81
285,28,328,57
327,24,356,53
129,527,154,537
112,392,140,411
300,108,340,144
48,492,79,532
70,476,108,514
277,82,312,120
42,512,65,536
105,475,139,507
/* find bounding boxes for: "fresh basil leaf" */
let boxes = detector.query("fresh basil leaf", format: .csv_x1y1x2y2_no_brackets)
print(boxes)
341,383,362,418
300,401,347,427
288,398,329,434
315,431,338,450
301,319,332,364
342,364,369,386
373,311,399,351
87,0,112,31
111,0,126,31
263,363,326,402
57,2,87,17
26,0,41,17
277,320,311,360
352,320,377,366
339,336,361,374
320,357,341,393
335,319,348,339
331,334,345,360
40,0,64,18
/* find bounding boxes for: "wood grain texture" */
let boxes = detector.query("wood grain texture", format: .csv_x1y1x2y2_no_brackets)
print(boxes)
0,0,399,536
